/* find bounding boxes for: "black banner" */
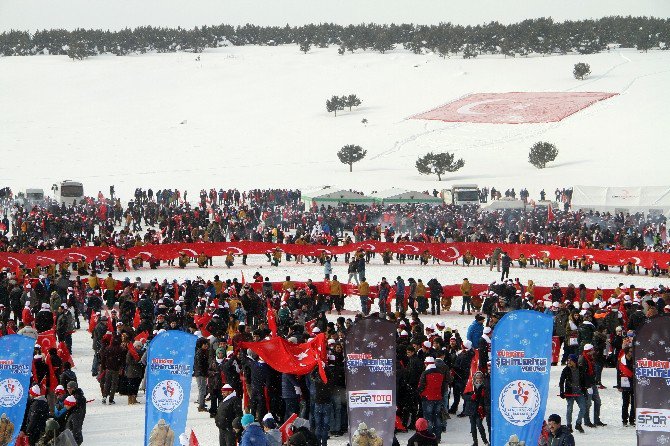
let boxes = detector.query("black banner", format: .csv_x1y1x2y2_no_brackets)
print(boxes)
634,317,670,446
345,317,396,446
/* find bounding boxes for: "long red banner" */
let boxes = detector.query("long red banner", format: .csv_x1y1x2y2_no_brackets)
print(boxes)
0,240,664,270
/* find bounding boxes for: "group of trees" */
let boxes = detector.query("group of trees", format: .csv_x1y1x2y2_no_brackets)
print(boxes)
326,94,362,116
337,142,558,177
1,16,668,58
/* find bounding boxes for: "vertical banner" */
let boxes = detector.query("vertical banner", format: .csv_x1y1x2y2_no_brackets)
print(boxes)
491,311,552,446
0,335,34,446
345,317,396,446
634,317,670,446
145,331,197,446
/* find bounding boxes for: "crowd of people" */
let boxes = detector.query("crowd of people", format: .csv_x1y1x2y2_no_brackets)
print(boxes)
1,186,667,254
1,253,668,445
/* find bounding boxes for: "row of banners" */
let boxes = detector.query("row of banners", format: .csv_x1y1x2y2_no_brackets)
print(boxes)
0,314,667,445
0,240,666,270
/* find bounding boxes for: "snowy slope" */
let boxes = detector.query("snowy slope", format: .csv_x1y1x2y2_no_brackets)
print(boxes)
70,258,654,445
1,47,669,199
1,0,669,32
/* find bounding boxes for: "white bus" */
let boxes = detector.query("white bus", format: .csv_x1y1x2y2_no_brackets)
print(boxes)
54,180,84,206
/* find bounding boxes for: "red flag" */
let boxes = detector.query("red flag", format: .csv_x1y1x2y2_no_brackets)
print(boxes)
57,341,75,367
266,301,277,337
619,298,629,332
44,353,58,392
133,308,141,330
135,331,149,344
304,319,316,334
37,329,57,352
106,311,113,333
241,375,249,411
194,313,212,337
280,413,298,443
547,205,555,223
241,271,245,285
127,341,140,361
239,333,327,379
463,349,480,394
189,430,200,446
88,313,98,334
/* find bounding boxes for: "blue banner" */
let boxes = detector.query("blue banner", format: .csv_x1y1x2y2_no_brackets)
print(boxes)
491,310,553,446
144,331,197,446
0,335,35,446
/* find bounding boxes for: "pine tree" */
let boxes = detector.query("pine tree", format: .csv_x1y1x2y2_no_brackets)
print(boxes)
326,96,344,116
372,30,394,54
67,39,95,60
337,145,367,172
573,62,591,80
415,152,465,181
343,94,362,111
528,142,558,168
299,40,311,53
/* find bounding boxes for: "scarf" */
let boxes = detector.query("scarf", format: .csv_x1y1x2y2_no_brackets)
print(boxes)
582,352,594,376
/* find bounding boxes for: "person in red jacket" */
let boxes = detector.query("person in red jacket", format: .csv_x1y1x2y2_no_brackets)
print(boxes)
417,357,446,442
617,346,635,426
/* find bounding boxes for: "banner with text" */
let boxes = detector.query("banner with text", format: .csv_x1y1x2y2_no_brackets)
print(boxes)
491,311,552,446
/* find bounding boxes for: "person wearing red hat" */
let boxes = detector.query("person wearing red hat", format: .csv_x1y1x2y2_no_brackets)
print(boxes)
22,385,49,444
417,357,446,442
406,418,437,446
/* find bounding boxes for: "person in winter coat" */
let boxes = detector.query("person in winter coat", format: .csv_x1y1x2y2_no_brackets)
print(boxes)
215,384,243,446
329,276,344,314
0,413,14,446
547,413,575,446
23,385,49,445
395,277,406,313
194,338,210,412
149,418,175,446
460,279,472,315
417,357,446,442
281,372,301,420
65,382,86,445
311,364,333,446
578,344,606,428
240,414,267,446
415,280,427,314
466,315,485,346
35,304,54,333
262,418,282,446
100,335,126,404
406,418,437,446
559,354,586,433
358,278,370,316
463,371,489,446
427,279,442,316
125,341,144,405
617,347,635,426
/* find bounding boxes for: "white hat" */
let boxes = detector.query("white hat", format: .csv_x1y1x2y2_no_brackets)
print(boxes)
483,327,492,334
583,343,594,351
327,339,336,345
222,384,234,391
311,327,321,333
551,302,559,308
422,340,431,348
29,385,42,397
424,356,435,364
400,330,409,337
463,340,473,350
262,413,275,421
41,303,50,310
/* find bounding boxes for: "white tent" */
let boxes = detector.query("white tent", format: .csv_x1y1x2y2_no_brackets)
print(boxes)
301,187,374,207
371,188,443,206
481,198,527,212
570,186,670,216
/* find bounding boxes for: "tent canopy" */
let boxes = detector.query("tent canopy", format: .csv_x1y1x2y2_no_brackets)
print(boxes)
302,187,374,206
571,186,670,216
371,188,443,206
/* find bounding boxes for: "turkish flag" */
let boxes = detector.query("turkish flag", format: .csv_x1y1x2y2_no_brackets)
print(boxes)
189,430,200,446
304,319,316,334
194,313,212,337
240,333,327,381
619,299,629,332
37,329,57,352
547,205,555,223
280,413,298,443
88,312,98,334
266,302,277,337
135,331,149,344
57,341,75,367
463,349,480,394
133,308,141,330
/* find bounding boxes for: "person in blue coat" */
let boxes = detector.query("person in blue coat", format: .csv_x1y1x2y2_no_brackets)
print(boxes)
395,277,406,312
240,413,268,446
466,315,485,346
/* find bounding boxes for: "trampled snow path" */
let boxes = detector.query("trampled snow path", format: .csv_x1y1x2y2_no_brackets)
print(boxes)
71,259,660,445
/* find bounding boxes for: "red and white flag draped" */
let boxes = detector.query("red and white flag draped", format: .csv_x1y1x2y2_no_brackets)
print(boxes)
239,333,328,381
0,240,667,269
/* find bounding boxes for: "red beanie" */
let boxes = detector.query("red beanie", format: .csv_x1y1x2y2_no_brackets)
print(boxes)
415,418,429,431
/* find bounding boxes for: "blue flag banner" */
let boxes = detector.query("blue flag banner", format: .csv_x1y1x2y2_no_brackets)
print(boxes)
491,310,553,446
0,335,35,446
144,331,197,446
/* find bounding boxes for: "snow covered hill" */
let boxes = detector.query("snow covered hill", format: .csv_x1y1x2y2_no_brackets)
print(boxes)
1,46,669,199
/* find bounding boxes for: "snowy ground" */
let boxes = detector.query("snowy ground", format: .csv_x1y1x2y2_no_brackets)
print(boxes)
1,47,670,201
71,258,664,445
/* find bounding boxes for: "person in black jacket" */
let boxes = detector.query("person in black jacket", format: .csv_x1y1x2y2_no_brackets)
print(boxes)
406,418,437,446
559,354,586,433
427,279,442,316
500,253,511,280
22,385,49,445
194,338,210,412
65,382,86,445
463,371,489,446
449,341,474,416
216,384,243,446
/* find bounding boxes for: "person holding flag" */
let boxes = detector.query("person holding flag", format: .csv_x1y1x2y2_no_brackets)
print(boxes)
617,346,635,426
463,371,489,446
